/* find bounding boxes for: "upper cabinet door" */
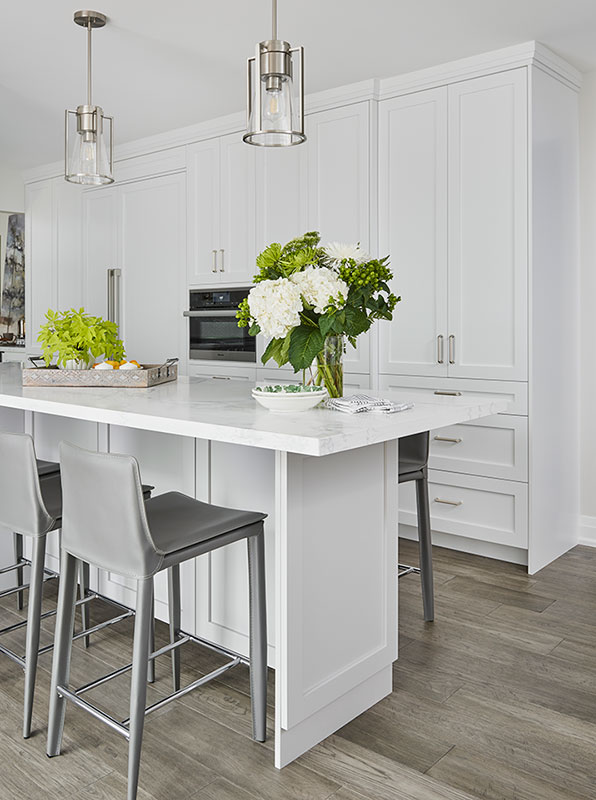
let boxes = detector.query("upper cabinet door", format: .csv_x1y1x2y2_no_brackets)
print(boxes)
82,187,118,319
219,132,257,285
447,69,528,381
306,101,371,374
378,88,449,377
119,173,186,364
255,145,307,257
187,139,221,286
54,180,83,313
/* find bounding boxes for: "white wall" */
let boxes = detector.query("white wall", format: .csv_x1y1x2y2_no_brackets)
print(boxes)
579,72,596,532
0,163,24,213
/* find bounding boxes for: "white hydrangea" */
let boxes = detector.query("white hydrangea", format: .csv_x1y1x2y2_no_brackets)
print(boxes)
324,241,369,264
248,278,303,340
291,266,349,314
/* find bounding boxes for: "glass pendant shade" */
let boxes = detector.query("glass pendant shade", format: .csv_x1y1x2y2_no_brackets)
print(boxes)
244,39,306,147
65,105,113,185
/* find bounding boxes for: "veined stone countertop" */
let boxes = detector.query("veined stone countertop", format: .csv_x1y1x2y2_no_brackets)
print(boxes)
0,363,508,456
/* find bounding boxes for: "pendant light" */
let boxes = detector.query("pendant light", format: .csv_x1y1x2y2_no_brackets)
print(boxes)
65,10,114,185
244,0,306,147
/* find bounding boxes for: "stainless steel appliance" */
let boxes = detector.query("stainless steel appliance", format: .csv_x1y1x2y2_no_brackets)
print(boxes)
184,289,256,362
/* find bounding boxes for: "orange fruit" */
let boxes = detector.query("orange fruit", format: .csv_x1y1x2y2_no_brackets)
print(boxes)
129,360,140,366
105,360,120,369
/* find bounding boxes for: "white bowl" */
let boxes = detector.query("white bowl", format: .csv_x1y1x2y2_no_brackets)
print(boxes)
252,385,328,413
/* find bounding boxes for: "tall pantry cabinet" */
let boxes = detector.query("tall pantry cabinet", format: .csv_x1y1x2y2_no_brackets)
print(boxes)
378,59,580,573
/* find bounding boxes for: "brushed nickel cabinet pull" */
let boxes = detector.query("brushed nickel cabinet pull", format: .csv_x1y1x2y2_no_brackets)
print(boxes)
437,335,444,364
433,436,462,444
434,497,463,506
219,248,225,272
434,390,462,396
448,334,455,364
211,249,218,273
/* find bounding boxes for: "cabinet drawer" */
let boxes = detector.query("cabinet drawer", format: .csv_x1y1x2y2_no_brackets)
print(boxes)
399,470,528,548
429,415,527,481
379,374,527,415
189,364,256,382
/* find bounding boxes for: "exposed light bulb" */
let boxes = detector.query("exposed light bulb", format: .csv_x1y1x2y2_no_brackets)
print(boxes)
264,88,285,124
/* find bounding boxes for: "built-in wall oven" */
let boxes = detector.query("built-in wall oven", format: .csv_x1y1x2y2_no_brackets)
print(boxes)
184,288,256,362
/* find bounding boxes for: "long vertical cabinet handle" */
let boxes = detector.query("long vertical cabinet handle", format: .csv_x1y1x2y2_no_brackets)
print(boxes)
107,268,121,327
437,335,444,364
211,250,218,273
219,248,225,273
448,335,455,364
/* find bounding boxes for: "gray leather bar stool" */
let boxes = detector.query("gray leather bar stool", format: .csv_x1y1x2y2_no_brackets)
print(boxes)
0,432,75,738
48,442,268,800
0,432,152,739
398,431,434,621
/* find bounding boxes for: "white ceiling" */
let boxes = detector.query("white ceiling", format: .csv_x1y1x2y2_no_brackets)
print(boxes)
2,0,596,170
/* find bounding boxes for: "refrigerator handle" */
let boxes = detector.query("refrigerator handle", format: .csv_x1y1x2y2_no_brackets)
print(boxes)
107,268,122,327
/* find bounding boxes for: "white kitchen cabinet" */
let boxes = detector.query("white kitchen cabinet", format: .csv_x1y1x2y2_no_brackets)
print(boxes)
187,133,256,286
118,173,186,364
306,101,372,375
379,70,527,381
82,173,186,365
188,363,256,382
447,70,528,381
26,177,83,348
255,144,307,253
378,88,448,377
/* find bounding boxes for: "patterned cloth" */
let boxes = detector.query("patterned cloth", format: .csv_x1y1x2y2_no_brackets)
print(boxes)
325,394,414,415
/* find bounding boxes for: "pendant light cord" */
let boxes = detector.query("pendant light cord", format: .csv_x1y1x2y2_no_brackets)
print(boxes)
87,19,92,106
272,0,277,40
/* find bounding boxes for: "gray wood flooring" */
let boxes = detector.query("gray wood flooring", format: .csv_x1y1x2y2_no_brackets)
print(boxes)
0,541,594,800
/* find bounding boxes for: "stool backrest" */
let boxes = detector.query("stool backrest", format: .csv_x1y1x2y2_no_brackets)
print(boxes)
399,431,430,473
0,432,54,536
59,442,161,579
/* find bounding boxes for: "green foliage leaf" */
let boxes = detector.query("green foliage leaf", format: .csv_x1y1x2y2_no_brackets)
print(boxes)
261,337,284,366
288,326,324,372
37,308,125,367
344,307,370,337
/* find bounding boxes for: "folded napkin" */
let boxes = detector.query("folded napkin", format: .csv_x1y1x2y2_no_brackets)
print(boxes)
325,394,414,415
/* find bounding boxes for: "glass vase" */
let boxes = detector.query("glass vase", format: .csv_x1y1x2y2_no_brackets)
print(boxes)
316,335,344,398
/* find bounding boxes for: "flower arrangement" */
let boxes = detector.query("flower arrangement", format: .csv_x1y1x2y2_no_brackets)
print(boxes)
237,232,400,396
38,308,125,368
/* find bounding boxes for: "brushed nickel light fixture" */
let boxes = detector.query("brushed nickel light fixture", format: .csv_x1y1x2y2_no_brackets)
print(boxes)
65,10,114,184
244,0,305,147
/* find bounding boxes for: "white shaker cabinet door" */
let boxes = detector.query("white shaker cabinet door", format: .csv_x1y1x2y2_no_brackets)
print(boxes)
219,132,257,285
255,143,307,255
54,179,83,313
187,138,221,286
118,173,186,365
447,69,528,380
82,186,118,320
378,88,449,377
306,101,371,374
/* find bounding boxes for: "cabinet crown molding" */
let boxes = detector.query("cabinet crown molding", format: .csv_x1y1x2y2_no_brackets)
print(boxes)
22,41,579,186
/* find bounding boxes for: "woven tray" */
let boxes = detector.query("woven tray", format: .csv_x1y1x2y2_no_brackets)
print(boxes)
22,358,178,388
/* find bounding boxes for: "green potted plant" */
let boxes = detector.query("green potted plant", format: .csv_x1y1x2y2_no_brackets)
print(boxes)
38,308,124,369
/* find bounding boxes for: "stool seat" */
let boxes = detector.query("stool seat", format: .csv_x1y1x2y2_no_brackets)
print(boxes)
145,492,266,555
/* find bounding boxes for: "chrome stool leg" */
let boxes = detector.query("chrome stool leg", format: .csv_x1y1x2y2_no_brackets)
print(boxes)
47,551,79,757
416,474,434,622
248,531,267,742
128,578,154,800
79,561,91,649
168,565,181,693
147,583,155,685
23,536,47,738
13,533,24,611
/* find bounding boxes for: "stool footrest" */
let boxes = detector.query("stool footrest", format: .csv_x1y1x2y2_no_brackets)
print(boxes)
398,563,421,578
57,685,130,740
0,558,29,576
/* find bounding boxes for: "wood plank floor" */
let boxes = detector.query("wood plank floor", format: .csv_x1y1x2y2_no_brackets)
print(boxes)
0,541,595,799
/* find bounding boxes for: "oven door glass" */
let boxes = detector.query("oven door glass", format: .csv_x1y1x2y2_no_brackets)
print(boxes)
189,316,256,362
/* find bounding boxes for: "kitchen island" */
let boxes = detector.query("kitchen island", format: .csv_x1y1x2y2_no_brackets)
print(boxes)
0,364,507,767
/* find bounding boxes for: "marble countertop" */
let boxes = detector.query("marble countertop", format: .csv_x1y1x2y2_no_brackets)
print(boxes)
0,363,509,456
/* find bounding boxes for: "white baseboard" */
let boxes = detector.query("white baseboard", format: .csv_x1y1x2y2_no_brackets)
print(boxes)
579,515,596,547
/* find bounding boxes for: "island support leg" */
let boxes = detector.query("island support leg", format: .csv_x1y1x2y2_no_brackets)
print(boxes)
274,441,398,768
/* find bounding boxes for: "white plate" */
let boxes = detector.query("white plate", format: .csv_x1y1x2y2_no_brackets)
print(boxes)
252,386,328,413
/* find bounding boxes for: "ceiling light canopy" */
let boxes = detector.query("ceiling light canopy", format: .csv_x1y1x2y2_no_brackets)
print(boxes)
244,0,306,147
65,10,114,185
